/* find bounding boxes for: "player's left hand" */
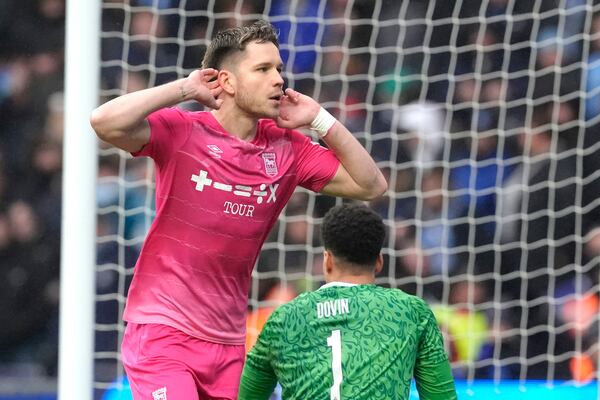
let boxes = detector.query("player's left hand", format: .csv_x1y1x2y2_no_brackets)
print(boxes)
276,88,320,129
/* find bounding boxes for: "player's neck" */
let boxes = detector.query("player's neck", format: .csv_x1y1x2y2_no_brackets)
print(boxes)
211,107,257,142
327,274,375,285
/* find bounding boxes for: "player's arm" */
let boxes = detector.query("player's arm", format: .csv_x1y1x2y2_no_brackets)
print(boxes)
238,323,278,400
276,88,387,201
238,360,278,400
413,301,458,400
89,69,223,153
414,358,456,400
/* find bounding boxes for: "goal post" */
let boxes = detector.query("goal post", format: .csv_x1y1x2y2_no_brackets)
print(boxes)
59,0,100,400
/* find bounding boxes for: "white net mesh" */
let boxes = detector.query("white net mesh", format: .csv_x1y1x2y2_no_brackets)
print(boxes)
95,0,600,397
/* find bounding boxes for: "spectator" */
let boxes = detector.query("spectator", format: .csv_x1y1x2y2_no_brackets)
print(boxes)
0,200,60,376
431,280,492,379
418,167,458,280
101,9,177,88
498,104,581,378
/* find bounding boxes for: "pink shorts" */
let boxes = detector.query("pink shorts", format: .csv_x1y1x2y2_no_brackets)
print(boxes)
121,323,245,400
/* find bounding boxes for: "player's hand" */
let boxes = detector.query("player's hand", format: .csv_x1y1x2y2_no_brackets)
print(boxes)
184,68,224,109
276,88,320,129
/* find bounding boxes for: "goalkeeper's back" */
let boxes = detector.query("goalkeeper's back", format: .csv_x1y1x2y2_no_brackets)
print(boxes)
238,204,457,400
243,283,456,399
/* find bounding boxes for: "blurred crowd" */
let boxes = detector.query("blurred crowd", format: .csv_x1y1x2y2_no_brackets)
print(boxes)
0,0,64,379
1,0,600,394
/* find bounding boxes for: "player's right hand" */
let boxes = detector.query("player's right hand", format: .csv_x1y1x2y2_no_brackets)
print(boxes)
185,68,224,109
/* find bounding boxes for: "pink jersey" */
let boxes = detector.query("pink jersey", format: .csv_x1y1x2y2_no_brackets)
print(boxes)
123,107,339,345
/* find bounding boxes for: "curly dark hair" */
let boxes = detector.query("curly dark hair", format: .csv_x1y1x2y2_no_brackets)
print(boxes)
201,20,279,69
321,204,385,268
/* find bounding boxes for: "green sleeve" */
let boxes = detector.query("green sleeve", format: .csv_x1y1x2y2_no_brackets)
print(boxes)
238,320,279,400
413,300,458,400
414,358,457,400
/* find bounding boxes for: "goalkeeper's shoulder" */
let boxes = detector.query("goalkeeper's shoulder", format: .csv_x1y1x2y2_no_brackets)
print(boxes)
375,286,438,322
374,285,429,305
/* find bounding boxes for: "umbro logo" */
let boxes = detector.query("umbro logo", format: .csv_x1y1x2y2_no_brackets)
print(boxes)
207,144,223,158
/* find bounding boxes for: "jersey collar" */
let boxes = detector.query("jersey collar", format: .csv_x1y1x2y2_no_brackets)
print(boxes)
318,281,358,290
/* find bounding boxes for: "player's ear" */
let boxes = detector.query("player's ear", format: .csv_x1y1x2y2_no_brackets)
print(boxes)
323,250,334,275
218,69,235,95
374,254,384,275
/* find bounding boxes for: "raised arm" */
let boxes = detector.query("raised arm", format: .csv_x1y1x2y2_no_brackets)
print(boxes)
89,69,223,153
276,88,387,201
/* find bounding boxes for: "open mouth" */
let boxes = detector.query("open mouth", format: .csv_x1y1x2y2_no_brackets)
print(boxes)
269,95,282,102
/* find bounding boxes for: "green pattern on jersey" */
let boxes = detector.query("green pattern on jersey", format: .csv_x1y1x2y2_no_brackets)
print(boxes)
244,284,451,400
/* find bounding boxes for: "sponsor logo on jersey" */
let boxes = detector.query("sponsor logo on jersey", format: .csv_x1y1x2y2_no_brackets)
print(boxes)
317,298,350,318
152,387,167,400
224,201,255,217
262,152,278,177
207,144,223,158
190,169,278,205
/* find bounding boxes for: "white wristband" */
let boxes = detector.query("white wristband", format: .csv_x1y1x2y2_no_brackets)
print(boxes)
310,107,337,138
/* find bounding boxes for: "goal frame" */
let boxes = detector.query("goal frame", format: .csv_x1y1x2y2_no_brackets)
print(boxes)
59,1,101,400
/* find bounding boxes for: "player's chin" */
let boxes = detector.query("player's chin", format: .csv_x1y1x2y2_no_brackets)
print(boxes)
262,106,280,120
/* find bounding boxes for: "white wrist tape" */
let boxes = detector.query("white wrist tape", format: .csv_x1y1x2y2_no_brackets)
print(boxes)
310,107,337,138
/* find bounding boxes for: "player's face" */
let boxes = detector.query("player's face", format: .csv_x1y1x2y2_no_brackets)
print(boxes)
233,41,284,119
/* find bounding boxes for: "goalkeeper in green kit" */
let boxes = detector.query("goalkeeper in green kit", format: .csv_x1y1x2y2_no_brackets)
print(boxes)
238,204,458,400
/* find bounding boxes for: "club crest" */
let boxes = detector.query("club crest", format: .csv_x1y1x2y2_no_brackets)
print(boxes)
262,152,278,177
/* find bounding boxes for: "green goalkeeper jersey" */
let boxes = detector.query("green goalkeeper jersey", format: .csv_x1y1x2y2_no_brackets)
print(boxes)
239,282,457,400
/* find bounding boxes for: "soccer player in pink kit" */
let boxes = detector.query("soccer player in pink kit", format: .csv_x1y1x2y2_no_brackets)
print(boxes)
90,20,386,400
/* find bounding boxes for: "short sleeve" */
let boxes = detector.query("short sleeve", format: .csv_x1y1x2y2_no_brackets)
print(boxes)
290,130,340,193
132,107,192,168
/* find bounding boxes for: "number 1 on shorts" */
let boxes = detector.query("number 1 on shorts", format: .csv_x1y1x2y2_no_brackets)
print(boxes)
327,329,343,400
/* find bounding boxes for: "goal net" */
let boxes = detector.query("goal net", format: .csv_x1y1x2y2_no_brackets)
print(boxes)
94,0,600,397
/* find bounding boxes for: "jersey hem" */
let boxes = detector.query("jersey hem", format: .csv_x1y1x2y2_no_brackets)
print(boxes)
124,317,246,346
